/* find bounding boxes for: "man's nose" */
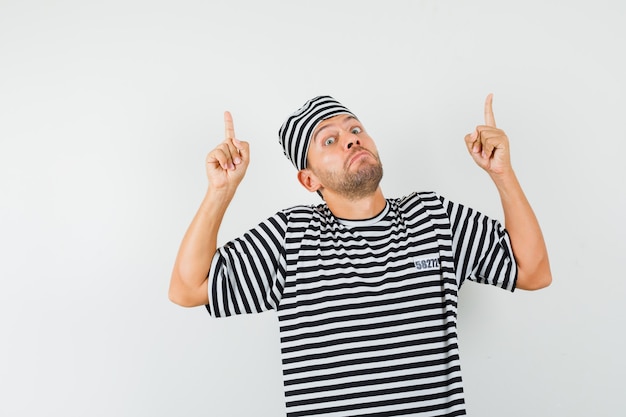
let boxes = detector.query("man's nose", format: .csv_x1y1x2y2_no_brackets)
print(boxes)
346,139,361,150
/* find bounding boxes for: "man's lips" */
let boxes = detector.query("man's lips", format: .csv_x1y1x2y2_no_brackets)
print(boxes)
347,149,373,167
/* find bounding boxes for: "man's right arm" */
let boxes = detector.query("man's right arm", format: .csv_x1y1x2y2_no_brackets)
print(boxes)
169,111,250,307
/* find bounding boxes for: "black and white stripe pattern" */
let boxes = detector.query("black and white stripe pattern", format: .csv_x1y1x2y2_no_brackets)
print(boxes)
278,95,356,170
207,192,517,416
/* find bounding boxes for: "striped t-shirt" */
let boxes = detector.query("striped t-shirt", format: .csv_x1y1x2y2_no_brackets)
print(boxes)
206,191,517,416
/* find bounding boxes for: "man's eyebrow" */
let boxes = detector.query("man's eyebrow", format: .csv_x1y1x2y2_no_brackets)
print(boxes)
313,115,358,142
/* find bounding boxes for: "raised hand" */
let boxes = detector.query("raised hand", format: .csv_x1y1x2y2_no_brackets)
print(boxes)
168,112,251,308
464,94,512,176
205,111,250,191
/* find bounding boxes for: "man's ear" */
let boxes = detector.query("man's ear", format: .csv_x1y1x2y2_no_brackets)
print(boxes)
297,169,322,193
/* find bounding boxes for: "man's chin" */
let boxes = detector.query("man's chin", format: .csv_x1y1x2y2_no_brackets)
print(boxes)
344,166,383,197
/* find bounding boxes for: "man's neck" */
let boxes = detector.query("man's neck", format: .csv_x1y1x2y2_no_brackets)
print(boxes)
323,188,387,220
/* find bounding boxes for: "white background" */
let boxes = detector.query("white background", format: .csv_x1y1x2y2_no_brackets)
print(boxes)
1,1,625,416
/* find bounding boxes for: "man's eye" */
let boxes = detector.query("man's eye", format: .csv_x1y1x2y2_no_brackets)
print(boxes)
324,137,336,146
351,127,362,134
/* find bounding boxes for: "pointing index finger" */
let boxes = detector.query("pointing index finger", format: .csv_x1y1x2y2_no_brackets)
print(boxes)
224,111,236,140
484,93,496,127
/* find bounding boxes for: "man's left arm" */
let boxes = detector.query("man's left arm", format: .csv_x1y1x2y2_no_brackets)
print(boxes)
465,94,552,290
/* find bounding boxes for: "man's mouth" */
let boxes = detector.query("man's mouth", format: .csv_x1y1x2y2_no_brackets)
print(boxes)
347,149,373,167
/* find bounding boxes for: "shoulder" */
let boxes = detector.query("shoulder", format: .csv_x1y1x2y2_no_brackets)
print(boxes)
392,191,445,210
280,202,326,216
278,202,331,224
387,192,454,226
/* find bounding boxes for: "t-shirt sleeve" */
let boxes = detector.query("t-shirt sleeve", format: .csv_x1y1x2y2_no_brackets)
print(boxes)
205,211,288,317
439,196,518,292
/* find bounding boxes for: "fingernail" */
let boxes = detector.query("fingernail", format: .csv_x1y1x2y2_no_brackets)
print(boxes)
234,157,241,164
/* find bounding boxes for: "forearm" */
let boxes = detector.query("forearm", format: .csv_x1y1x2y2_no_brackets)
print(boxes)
169,187,234,306
491,169,552,290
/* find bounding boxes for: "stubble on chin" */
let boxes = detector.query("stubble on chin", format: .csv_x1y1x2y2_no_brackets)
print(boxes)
344,161,384,199
319,154,384,200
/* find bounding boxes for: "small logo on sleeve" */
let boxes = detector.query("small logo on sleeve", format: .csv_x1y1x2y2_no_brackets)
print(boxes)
413,256,440,272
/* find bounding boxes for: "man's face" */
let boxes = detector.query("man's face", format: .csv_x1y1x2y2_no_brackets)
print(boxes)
305,114,383,199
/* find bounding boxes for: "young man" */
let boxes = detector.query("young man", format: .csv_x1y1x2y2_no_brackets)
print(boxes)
169,95,551,416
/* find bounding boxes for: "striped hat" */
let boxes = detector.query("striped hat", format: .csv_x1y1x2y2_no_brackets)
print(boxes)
278,95,356,170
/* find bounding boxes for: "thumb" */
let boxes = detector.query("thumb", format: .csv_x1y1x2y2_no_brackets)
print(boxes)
232,137,249,161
